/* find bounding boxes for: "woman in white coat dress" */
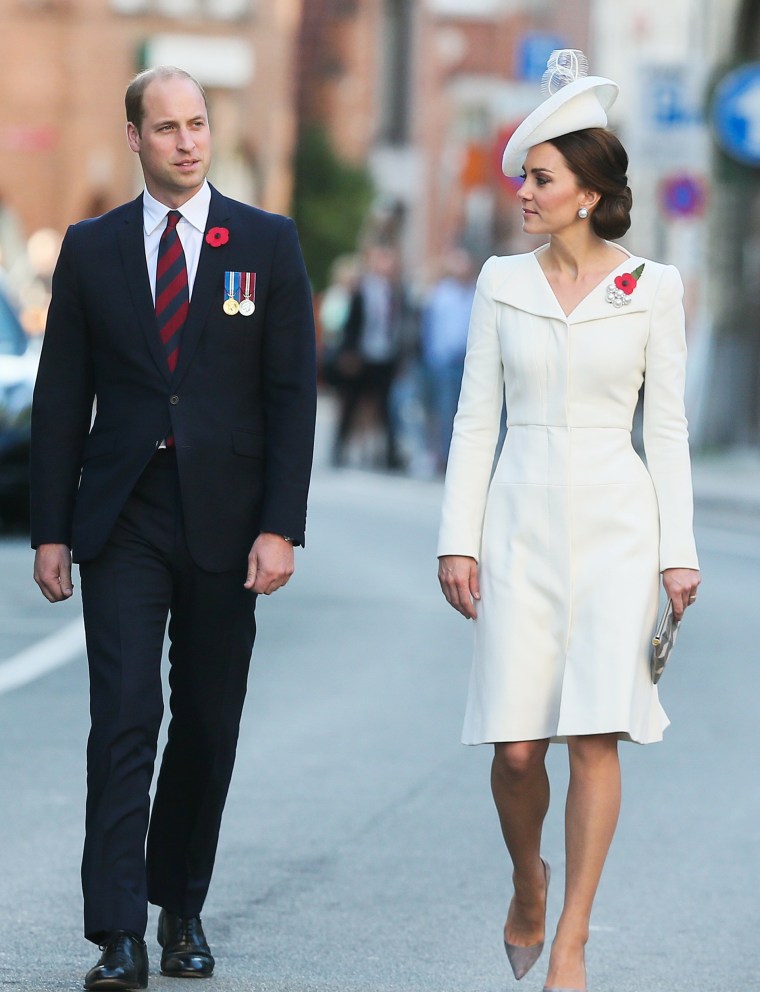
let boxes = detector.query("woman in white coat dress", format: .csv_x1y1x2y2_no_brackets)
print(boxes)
437,53,700,992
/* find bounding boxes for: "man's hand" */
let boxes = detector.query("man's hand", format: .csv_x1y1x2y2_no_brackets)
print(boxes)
34,543,74,603
244,533,295,595
438,554,480,619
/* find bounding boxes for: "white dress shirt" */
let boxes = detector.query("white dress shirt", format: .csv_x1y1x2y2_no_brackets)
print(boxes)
143,181,211,302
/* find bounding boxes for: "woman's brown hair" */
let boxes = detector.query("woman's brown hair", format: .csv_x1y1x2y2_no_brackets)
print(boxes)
548,128,632,240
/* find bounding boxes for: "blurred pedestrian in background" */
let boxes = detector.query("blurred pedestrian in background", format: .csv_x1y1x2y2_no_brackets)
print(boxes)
11,226,62,336
317,252,361,385
31,66,316,991
419,248,476,474
0,192,26,279
437,50,700,992
330,244,410,470
318,253,361,350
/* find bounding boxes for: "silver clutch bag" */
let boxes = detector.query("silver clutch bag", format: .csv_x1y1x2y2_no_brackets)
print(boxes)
650,599,681,684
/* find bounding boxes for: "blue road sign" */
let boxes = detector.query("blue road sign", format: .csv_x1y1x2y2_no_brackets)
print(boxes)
712,63,760,166
647,67,700,128
517,33,566,82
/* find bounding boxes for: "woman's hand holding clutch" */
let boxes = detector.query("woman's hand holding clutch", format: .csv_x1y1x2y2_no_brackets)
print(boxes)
438,555,480,619
662,567,701,620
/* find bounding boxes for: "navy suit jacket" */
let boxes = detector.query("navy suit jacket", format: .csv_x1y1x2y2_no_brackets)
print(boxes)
31,186,317,571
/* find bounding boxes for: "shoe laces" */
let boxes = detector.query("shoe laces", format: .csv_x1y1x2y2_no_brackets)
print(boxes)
99,930,140,952
180,916,201,943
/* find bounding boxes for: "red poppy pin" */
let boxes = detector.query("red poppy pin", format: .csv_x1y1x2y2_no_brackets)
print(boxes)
205,227,229,248
606,263,645,308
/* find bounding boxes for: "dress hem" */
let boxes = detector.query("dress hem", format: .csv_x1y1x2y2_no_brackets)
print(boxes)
461,723,670,747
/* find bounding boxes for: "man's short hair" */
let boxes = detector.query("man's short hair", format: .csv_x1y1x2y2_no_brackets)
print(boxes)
125,66,208,134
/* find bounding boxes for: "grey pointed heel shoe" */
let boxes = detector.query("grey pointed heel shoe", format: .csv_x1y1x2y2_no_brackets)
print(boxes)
504,857,551,981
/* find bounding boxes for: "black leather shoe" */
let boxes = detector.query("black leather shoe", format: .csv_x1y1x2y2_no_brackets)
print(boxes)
157,909,215,978
84,930,149,990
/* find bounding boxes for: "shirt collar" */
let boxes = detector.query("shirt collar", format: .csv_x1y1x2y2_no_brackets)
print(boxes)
142,180,211,236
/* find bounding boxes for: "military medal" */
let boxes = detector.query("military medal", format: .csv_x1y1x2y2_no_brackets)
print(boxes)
223,271,240,315
239,271,256,316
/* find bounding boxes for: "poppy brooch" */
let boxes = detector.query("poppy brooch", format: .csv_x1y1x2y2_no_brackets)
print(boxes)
606,263,645,308
206,227,230,248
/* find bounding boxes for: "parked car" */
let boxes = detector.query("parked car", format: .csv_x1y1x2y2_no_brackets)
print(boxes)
0,285,39,526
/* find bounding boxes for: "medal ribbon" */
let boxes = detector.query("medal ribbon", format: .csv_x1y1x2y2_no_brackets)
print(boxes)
225,271,240,304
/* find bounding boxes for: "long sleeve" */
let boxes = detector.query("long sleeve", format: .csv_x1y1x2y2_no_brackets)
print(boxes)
258,217,317,546
30,228,96,548
437,256,504,560
642,264,699,571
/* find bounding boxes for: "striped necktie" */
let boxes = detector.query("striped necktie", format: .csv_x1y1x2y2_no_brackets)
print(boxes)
155,210,189,374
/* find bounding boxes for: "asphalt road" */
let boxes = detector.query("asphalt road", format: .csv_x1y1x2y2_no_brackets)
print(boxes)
0,457,758,992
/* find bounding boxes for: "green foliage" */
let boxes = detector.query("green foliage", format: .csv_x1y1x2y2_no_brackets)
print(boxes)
292,125,374,292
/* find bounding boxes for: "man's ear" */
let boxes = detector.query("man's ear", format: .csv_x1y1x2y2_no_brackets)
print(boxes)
126,121,141,153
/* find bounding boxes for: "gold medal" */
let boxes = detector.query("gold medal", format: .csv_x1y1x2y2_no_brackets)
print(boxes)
223,271,240,315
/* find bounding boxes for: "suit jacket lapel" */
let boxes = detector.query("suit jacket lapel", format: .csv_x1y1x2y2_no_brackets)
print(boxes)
117,194,172,383
172,186,232,389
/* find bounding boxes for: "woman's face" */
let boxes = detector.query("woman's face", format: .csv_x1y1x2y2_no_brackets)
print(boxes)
517,142,595,236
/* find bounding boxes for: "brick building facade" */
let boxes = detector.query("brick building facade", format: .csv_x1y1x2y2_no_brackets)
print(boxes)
295,0,591,277
0,0,303,240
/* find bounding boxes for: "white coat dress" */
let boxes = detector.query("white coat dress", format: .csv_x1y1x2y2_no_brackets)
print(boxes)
438,247,699,745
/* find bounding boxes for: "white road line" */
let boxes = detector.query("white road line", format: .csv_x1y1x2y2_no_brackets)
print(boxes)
0,616,86,696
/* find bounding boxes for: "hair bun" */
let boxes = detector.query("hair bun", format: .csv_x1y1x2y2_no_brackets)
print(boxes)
546,128,632,241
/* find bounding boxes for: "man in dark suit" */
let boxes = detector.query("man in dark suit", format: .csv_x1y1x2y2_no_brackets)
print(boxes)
30,66,316,990
330,245,408,470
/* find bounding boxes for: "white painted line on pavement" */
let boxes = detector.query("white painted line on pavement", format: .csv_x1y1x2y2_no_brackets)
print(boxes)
0,617,86,696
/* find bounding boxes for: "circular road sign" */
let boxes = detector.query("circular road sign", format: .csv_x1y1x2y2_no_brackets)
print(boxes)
712,62,760,167
659,174,707,218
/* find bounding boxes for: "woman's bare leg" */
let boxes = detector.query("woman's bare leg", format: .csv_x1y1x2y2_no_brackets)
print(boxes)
491,739,551,947
544,733,621,990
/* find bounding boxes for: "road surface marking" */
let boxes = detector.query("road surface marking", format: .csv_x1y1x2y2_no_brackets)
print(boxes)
0,617,86,696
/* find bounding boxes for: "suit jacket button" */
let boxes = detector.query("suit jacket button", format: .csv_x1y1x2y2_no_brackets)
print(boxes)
169,395,180,405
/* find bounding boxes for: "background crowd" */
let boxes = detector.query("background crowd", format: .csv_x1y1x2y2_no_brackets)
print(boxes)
318,243,476,477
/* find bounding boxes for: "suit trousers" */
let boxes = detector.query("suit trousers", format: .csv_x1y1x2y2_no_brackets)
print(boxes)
78,448,257,943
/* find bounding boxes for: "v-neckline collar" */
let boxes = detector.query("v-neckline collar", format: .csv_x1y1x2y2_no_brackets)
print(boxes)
532,243,633,320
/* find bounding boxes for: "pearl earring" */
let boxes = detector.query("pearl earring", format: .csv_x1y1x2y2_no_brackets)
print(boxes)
578,207,589,219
